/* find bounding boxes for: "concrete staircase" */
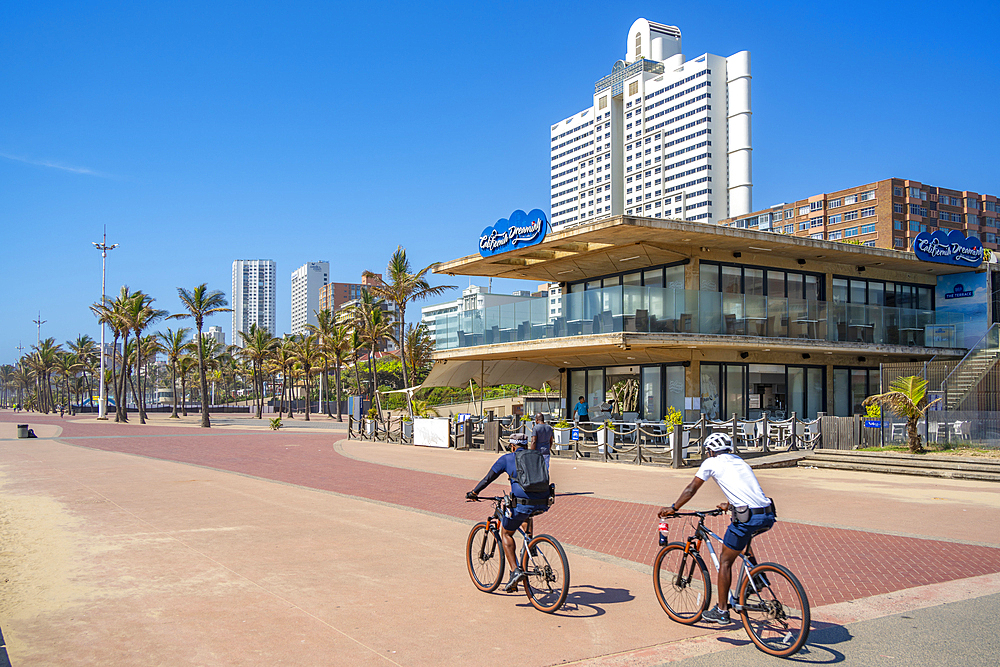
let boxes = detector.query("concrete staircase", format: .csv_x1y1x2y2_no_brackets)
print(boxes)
943,348,1000,410
798,449,1000,482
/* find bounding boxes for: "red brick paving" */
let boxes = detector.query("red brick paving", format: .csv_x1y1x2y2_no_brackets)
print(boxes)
8,414,1000,608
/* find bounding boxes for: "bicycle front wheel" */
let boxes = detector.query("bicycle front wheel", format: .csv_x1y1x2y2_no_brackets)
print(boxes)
652,543,711,624
521,534,570,613
738,562,811,657
466,521,504,592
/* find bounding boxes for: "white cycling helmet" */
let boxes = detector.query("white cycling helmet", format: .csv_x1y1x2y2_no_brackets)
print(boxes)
704,432,733,453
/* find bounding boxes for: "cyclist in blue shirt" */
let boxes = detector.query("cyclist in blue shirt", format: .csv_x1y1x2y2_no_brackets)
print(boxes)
466,434,550,592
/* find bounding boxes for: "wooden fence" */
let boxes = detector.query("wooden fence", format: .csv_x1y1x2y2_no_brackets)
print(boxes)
819,416,883,450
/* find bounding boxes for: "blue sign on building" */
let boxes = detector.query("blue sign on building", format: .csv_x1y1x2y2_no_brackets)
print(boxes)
913,229,983,268
479,209,548,258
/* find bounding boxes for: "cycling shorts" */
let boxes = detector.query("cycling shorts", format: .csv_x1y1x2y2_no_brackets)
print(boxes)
723,512,775,551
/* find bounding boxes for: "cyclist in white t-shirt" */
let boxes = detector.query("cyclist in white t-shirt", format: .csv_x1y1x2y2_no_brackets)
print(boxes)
658,432,776,625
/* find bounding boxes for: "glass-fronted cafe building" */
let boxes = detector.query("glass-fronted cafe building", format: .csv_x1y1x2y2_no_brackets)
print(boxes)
427,216,985,422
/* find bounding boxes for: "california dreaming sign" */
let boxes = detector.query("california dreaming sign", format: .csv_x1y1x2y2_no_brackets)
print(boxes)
913,229,983,268
479,209,548,258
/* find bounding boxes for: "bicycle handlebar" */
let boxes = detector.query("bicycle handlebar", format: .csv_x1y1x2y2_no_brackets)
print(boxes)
465,495,505,503
664,508,725,518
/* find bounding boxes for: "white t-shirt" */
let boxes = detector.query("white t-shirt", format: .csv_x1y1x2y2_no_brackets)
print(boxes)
695,453,770,509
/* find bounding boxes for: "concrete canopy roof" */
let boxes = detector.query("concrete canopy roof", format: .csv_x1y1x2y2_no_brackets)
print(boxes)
433,215,976,282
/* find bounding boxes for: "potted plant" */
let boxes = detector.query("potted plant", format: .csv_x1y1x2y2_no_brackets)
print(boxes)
665,407,688,455
553,418,572,449
598,419,615,452
365,406,378,436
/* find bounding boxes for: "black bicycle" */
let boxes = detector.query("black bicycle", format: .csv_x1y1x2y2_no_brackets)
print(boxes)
465,495,570,613
652,509,810,658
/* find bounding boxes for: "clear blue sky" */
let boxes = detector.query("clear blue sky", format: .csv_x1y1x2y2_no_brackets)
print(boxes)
2,0,998,364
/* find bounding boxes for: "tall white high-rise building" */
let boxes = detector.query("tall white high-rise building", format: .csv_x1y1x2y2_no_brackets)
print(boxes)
550,18,751,230
290,261,329,334
231,259,277,346
204,325,226,346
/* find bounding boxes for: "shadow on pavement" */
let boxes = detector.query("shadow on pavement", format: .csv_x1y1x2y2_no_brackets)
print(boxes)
515,585,635,618
0,625,12,667
697,618,848,663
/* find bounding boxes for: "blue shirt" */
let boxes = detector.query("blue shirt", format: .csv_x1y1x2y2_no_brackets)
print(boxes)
473,451,550,501
574,401,589,418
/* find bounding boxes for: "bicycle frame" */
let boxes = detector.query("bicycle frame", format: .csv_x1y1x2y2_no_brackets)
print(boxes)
480,497,534,563
679,512,764,613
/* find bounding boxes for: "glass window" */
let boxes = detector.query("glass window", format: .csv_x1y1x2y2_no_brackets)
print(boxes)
807,367,824,419
918,287,932,310
850,279,867,304
868,281,885,306
721,266,741,294
666,365,684,417
745,268,764,296
642,366,662,420
622,271,641,287
643,267,663,287
569,370,586,420
788,367,804,419
727,365,746,420
701,364,722,420
664,264,685,290
832,278,849,303
786,273,803,300
833,368,850,416
700,263,719,292
767,270,785,298
850,369,868,415
587,369,605,413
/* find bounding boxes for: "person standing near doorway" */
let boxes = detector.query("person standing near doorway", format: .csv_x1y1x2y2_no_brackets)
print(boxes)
573,396,589,423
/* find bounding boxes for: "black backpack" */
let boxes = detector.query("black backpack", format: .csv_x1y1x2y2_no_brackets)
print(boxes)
514,449,550,495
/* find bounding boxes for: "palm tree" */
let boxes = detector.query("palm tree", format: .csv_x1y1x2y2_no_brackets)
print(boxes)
91,286,136,422
326,323,351,421
68,335,98,408
237,324,278,418
30,338,63,413
863,376,942,454
53,352,83,414
366,308,397,420
158,327,192,418
305,308,337,417
169,284,231,428
124,291,167,424
291,334,322,421
404,323,435,385
267,339,297,416
177,355,197,416
363,247,453,410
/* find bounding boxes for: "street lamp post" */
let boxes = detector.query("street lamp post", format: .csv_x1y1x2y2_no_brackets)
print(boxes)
93,228,118,420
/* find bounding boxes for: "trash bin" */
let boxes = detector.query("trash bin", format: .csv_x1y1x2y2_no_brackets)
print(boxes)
17,424,29,439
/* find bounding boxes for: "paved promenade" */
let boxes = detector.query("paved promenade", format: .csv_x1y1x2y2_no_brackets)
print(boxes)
1,411,999,665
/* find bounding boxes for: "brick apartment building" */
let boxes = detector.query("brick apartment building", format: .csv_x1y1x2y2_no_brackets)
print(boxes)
719,178,1000,253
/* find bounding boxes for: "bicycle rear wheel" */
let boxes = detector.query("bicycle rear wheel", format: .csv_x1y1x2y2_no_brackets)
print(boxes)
521,534,570,613
466,521,504,592
652,543,711,624
738,562,810,657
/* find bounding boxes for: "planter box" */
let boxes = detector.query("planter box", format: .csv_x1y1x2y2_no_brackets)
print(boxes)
365,420,375,436
597,427,615,453
554,428,571,445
